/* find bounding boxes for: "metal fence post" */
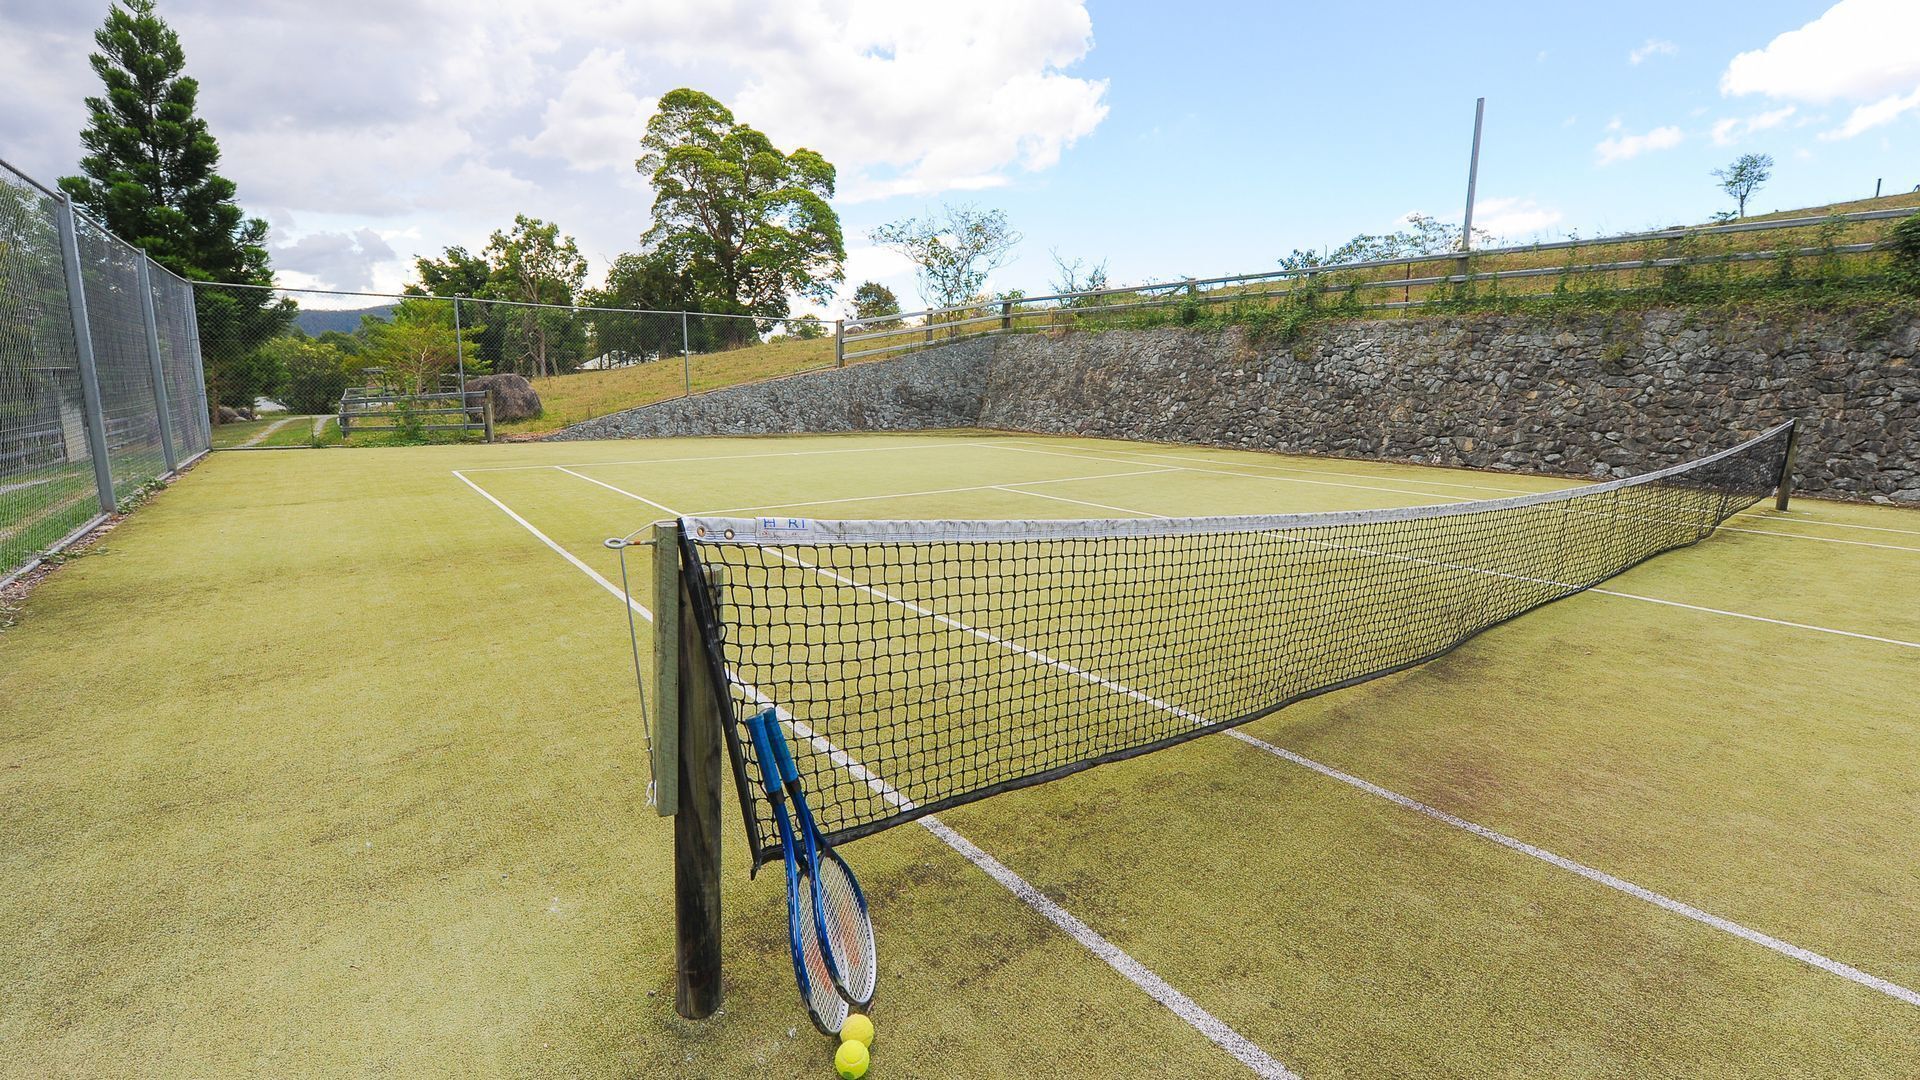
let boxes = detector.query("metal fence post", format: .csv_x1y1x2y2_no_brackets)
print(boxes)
183,282,212,446
136,255,179,473
681,311,691,397
453,295,466,390
55,196,119,514
834,319,845,366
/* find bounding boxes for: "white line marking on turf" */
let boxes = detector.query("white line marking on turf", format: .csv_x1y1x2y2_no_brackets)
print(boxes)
556,466,681,516
459,467,1293,1077
699,467,1179,517
452,471,650,620
992,442,1920,554
994,487,1920,652
988,441,1472,503
774,538,1920,1009
1221,729,1920,1009
458,439,981,474
1735,511,1920,537
924,819,1296,1078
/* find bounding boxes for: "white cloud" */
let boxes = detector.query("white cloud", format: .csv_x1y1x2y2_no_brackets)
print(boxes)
1720,0,1920,138
1710,105,1796,145
1472,197,1563,238
1594,125,1684,165
514,49,658,173
0,0,1107,294
1824,86,1920,139
271,228,400,291
1629,39,1677,65
725,1,1110,201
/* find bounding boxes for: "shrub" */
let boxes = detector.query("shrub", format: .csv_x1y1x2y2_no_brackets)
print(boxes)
266,337,354,414
1888,213,1920,293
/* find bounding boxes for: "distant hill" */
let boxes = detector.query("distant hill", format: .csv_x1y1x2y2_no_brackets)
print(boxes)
294,304,396,336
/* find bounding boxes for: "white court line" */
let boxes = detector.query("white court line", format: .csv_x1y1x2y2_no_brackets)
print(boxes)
458,438,980,474
990,486,1920,653
459,467,1293,1078
988,441,1473,503
452,471,650,620
1734,512,1920,538
771,524,1920,1010
557,466,681,516
699,467,1179,517
993,441,1920,554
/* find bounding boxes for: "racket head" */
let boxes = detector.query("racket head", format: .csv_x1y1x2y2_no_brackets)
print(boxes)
749,710,846,1034
763,719,878,1009
814,847,877,1008
787,842,848,1035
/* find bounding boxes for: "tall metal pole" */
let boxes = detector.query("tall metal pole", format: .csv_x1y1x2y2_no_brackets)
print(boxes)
1460,97,1486,251
55,196,119,514
183,281,212,449
681,311,691,397
136,254,179,473
452,295,467,389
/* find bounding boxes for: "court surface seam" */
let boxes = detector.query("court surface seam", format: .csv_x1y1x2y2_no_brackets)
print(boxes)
452,467,1296,1078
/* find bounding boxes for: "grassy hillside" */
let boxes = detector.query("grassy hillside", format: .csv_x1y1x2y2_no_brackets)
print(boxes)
500,336,837,435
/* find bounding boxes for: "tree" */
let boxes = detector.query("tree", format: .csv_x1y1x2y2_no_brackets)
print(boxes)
870,205,1022,310
1049,251,1109,307
483,215,587,377
57,0,289,418
261,336,356,414
363,301,463,395
636,88,845,324
1286,214,1496,270
407,246,491,299
788,314,825,340
1713,153,1774,218
849,281,901,325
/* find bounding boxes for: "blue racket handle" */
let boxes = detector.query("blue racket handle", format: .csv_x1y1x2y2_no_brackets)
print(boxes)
766,713,801,789
745,708,783,798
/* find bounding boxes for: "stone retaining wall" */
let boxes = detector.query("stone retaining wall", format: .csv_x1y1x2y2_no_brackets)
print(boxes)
553,308,1920,502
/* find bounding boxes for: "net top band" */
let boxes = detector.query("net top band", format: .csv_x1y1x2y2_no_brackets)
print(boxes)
682,421,1793,546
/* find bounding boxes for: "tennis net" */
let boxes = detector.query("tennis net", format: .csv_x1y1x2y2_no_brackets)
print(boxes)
680,422,1796,864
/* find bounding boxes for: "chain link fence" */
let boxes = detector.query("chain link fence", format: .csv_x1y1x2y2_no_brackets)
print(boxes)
193,286,834,442
2,158,210,586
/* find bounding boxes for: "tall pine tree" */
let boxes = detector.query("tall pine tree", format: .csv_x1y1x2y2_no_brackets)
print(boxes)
58,0,290,416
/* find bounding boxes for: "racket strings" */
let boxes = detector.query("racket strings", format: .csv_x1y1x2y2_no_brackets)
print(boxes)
817,856,876,1003
796,869,848,1032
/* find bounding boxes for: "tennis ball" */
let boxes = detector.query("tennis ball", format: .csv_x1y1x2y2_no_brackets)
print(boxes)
840,1013,874,1048
834,1038,869,1079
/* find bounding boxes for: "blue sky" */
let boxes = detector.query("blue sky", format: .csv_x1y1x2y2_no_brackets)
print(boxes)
3,0,1916,313
953,0,1918,292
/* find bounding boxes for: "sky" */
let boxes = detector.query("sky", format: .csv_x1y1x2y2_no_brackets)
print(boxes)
3,0,1918,315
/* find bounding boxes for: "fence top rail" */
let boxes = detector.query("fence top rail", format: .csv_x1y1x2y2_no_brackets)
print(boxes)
187,279,772,322
846,203,1919,335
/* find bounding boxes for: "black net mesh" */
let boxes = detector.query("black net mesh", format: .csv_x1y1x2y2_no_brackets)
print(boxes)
685,424,1794,865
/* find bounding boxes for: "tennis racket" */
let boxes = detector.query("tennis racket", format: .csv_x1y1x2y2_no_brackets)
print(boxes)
762,712,878,1011
745,708,848,1036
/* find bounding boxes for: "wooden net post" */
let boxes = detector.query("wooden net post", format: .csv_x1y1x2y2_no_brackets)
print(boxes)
658,523,723,1019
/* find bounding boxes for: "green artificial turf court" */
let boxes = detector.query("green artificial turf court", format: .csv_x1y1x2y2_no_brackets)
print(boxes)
2,430,1917,1078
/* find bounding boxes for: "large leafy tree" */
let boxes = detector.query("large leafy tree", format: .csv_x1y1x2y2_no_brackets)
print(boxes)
636,88,845,324
57,0,289,415
483,215,587,377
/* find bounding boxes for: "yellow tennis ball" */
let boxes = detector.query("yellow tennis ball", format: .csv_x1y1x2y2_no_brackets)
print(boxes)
834,1038,869,1079
840,1013,874,1048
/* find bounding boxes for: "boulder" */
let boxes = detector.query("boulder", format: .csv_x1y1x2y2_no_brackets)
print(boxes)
464,373,543,422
